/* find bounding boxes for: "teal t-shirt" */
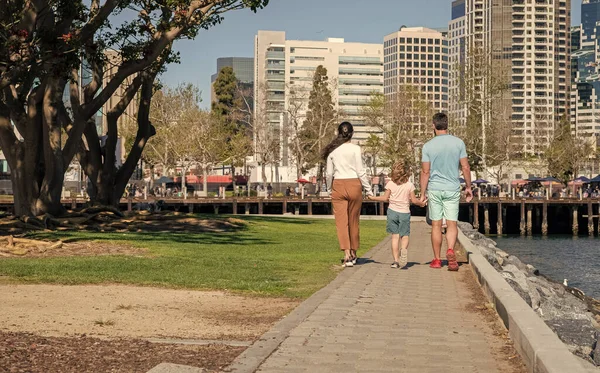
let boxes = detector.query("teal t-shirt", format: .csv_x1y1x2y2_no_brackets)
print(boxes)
421,134,467,192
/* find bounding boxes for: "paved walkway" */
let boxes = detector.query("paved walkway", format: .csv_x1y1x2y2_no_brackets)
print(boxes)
255,222,517,373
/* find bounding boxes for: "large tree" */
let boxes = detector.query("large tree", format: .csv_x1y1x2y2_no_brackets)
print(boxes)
0,0,268,217
212,66,237,118
453,46,513,178
292,65,337,192
212,66,252,187
545,121,594,184
361,86,432,182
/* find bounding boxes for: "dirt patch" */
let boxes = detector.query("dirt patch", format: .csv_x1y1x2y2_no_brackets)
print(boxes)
0,284,299,341
0,284,299,372
0,331,243,373
0,240,147,258
460,266,528,373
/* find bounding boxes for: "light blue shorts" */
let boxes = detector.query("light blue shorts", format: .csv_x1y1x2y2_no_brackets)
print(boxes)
428,190,460,221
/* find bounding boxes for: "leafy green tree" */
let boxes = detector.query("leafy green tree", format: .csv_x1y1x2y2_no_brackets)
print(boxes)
545,121,594,184
0,0,269,216
212,66,237,118
295,66,337,191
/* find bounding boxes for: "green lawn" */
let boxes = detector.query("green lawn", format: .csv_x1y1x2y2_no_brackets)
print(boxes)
0,216,386,298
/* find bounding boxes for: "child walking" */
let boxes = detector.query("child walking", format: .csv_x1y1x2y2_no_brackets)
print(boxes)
369,160,425,269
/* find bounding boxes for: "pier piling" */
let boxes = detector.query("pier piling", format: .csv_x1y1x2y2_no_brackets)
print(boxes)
497,202,503,235
473,202,480,230
588,201,594,237
520,200,526,236
572,206,579,236
542,202,548,236
526,205,533,236
484,204,490,235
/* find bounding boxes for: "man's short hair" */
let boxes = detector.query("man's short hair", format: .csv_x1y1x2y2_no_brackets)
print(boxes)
433,113,448,130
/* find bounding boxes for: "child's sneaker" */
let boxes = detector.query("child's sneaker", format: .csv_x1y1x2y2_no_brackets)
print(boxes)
391,262,400,269
429,258,442,268
399,248,408,268
446,249,459,271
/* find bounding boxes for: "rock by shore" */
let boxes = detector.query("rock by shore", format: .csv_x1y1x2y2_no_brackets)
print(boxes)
458,221,600,367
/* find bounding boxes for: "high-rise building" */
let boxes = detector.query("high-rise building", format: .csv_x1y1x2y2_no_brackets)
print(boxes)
571,0,600,144
449,0,467,126
210,57,254,104
383,27,449,122
451,0,571,156
513,0,571,154
253,30,383,182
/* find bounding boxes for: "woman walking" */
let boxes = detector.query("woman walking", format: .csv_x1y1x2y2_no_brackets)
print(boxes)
323,122,373,267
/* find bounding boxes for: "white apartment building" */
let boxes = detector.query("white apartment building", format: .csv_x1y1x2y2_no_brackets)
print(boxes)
383,27,449,119
253,30,383,183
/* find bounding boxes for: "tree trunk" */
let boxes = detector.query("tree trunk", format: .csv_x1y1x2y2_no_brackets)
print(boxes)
261,162,267,189
316,162,324,194
82,72,156,208
231,166,236,195
203,166,208,196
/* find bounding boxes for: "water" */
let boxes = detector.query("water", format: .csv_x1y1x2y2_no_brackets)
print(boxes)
493,236,600,299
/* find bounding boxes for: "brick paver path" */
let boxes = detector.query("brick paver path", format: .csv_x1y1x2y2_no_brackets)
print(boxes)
256,222,513,373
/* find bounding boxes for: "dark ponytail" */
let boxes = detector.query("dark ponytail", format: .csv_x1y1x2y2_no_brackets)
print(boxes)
322,122,354,160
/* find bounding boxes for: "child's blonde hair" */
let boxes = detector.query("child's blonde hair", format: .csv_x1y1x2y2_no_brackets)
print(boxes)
391,160,410,185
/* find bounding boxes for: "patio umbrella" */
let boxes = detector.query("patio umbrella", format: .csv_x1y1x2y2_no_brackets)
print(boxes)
156,176,174,184
297,178,310,184
542,176,563,184
511,179,528,186
590,174,600,183
574,176,591,183
526,176,545,182
473,179,489,184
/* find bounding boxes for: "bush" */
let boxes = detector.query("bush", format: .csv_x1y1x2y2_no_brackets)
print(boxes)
207,192,217,198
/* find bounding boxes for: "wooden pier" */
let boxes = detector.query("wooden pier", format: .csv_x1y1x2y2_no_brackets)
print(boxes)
0,196,598,236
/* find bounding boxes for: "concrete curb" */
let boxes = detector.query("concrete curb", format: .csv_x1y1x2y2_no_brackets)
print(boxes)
458,228,593,373
224,235,392,373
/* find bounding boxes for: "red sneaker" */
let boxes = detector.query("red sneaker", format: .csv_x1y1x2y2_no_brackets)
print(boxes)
429,258,442,268
446,249,459,271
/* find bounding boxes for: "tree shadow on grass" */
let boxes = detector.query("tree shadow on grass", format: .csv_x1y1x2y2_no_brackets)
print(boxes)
24,215,330,249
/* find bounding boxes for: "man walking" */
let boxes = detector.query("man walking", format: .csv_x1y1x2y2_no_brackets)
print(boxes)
420,113,473,271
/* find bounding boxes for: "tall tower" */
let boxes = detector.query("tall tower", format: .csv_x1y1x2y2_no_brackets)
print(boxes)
453,0,571,156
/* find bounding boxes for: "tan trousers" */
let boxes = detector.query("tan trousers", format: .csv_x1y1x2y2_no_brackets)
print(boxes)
331,179,363,251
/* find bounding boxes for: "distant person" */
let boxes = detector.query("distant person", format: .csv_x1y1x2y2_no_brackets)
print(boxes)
369,159,425,269
420,113,473,271
324,122,373,267
267,183,273,199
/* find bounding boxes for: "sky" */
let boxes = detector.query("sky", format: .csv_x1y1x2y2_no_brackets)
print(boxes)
158,0,583,109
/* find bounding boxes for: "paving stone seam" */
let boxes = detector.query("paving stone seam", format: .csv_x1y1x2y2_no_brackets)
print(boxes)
224,235,392,373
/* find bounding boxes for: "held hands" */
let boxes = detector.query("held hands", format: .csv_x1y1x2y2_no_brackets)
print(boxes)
419,193,427,207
